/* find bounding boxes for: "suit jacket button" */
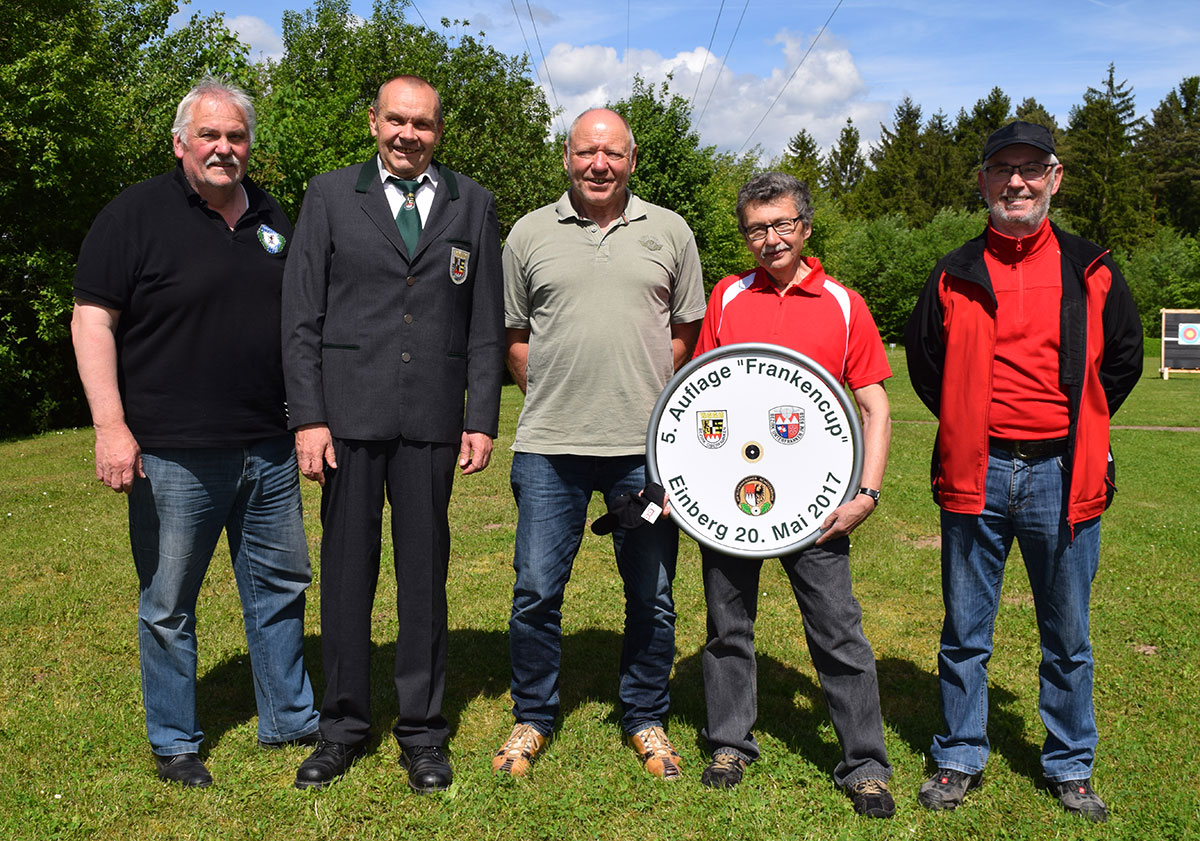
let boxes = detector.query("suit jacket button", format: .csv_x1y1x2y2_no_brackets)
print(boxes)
404,314,413,324
407,275,416,286
401,352,411,363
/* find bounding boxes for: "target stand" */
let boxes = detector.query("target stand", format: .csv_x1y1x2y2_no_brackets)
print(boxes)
647,343,863,559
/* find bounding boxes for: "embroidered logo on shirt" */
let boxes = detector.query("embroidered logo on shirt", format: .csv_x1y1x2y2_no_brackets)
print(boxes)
449,247,470,284
257,224,286,254
639,236,664,252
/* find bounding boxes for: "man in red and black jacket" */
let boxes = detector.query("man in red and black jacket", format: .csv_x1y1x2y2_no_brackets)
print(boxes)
905,121,1142,823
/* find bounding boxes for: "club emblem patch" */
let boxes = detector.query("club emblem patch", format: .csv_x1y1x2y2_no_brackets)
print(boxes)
696,410,728,449
256,224,286,254
769,405,805,444
449,247,469,284
735,475,775,516
403,192,417,211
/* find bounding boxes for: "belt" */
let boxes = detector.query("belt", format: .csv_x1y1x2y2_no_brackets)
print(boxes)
989,437,1068,460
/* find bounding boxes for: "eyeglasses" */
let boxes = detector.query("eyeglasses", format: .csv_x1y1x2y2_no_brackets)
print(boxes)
742,214,804,242
982,162,1056,181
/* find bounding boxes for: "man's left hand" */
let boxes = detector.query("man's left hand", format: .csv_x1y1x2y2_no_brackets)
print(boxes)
815,494,877,545
459,430,493,475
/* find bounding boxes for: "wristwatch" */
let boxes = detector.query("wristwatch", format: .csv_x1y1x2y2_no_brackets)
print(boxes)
858,487,881,503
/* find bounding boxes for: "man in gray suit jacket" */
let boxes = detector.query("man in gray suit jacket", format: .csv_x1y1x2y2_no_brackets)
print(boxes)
281,75,504,793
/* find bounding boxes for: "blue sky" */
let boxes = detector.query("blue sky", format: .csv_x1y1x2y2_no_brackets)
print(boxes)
176,0,1200,158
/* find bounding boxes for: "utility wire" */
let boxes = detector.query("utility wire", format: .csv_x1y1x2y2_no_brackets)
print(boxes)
523,0,566,134
695,0,749,127
688,0,726,113
407,0,429,29
737,0,844,155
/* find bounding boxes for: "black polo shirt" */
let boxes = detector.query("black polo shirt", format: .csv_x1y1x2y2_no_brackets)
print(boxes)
74,166,294,447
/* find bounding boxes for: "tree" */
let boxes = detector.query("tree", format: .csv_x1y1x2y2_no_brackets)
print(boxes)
855,97,926,221
822,117,865,202
254,0,559,232
778,128,823,188
611,77,723,284
1059,64,1152,250
0,0,248,436
919,110,960,214
1139,76,1200,235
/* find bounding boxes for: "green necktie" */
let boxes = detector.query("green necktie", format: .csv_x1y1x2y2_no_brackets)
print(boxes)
390,177,422,253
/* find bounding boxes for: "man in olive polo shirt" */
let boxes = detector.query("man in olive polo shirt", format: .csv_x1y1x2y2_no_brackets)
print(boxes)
493,108,706,778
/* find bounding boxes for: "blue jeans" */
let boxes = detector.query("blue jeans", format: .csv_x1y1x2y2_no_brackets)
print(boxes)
932,448,1101,782
128,435,319,755
701,540,891,787
508,452,679,736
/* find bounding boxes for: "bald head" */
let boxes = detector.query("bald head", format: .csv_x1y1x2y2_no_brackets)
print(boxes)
563,108,637,224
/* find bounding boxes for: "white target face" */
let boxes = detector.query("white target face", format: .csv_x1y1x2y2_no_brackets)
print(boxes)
647,343,863,558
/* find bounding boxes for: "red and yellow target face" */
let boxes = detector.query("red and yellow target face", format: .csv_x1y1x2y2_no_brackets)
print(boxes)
1179,323,1200,345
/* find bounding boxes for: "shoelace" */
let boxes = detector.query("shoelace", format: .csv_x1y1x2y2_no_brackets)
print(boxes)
499,724,542,758
712,754,743,770
854,778,888,796
636,726,677,758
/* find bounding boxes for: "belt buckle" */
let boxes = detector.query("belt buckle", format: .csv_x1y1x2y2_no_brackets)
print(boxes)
1013,440,1033,460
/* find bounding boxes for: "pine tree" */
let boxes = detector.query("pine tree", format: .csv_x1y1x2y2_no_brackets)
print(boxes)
1059,64,1151,250
823,117,865,201
1139,76,1200,234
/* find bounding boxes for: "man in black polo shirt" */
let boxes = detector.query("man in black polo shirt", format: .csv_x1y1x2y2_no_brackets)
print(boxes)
71,77,319,788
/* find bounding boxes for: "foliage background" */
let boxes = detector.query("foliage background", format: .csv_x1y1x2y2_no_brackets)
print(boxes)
3,0,1199,438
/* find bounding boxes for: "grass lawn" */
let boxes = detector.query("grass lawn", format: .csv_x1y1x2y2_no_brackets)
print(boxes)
1,350,1196,840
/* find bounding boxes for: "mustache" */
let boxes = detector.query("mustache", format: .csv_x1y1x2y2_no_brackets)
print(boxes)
205,151,241,167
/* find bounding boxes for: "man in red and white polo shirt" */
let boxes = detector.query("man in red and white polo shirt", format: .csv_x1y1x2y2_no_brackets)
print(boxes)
693,172,895,819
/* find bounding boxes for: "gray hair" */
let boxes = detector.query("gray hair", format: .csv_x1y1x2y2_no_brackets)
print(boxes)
171,77,256,144
565,108,636,152
737,172,814,229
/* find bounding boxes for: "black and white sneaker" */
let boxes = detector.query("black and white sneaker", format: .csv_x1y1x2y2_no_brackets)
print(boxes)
917,768,982,810
1050,778,1108,822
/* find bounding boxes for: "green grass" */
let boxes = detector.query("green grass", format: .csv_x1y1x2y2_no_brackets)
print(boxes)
1,350,1197,840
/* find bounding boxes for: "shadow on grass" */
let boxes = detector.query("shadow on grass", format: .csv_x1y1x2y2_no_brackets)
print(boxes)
194,628,1044,787
194,626,626,755
672,646,1043,785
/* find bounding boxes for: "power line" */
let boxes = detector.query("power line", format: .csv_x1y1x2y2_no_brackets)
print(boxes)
407,0,429,29
695,0,750,127
688,0,726,113
737,0,844,155
506,0,561,133
523,0,565,134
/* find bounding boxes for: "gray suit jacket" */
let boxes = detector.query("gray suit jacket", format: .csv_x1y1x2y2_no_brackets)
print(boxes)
282,158,503,442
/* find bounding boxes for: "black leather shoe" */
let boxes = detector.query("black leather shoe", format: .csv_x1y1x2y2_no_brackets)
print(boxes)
259,730,320,750
155,753,212,788
294,741,366,790
399,745,452,793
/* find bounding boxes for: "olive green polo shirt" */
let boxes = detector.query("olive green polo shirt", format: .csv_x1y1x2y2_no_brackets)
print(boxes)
504,191,707,455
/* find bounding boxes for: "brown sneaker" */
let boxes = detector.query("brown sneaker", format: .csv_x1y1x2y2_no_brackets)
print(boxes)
491,723,547,776
628,725,683,779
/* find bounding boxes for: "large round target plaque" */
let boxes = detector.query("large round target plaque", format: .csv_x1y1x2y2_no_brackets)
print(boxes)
647,343,863,558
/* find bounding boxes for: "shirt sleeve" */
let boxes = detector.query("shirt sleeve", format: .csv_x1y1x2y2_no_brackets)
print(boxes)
74,206,135,310
843,292,893,390
502,231,531,330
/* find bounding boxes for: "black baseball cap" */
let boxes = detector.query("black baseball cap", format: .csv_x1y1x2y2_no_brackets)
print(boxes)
982,121,1055,163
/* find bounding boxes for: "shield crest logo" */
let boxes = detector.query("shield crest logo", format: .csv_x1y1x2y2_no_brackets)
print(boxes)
735,475,775,516
696,410,728,449
768,405,805,444
256,224,286,254
449,247,469,284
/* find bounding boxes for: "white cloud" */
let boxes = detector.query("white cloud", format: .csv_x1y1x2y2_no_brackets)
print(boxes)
538,27,888,159
227,15,285,63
